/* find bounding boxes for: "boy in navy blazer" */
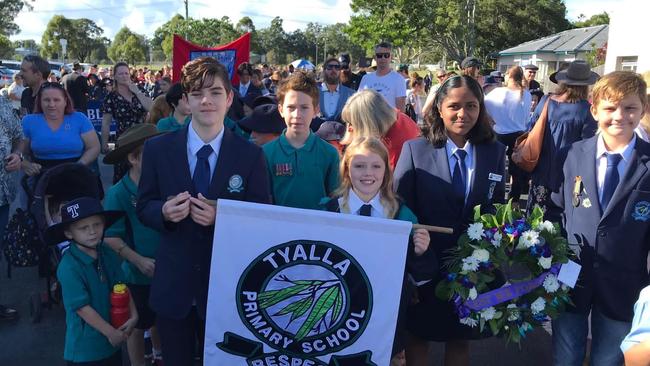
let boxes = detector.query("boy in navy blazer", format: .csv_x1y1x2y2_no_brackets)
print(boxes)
550,71,650,366
136,57,271,365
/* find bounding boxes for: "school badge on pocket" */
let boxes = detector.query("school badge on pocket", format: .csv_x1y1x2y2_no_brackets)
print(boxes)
632,201,650,222
228,174,244,193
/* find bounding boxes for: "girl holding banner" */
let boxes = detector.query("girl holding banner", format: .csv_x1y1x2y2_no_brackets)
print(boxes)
394,75,506,366
321,136,433,366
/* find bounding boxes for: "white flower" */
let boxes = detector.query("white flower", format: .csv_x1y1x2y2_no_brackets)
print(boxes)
491,231,502,247
480,306,497,320
531,297,546,315
519,230,540,248
543,274,560,293
537,220,555,234
462,256,480,272
507,304,520,321
468,287,478,300
539,256,553,269
460,317,478,327
467,223,484,241
471,248,490,263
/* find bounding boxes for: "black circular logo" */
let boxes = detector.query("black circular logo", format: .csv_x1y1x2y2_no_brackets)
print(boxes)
237,240,373,357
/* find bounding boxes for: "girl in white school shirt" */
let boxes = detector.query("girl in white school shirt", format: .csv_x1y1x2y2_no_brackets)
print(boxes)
321,136,432,366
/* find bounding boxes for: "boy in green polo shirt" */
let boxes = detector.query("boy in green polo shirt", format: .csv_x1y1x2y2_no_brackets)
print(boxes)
103,123,164,366
263,71,340,209
50,197,138,365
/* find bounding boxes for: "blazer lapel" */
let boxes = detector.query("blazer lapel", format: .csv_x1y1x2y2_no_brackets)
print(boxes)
601,143,650,221
207,127,237,199
169,125,195,194
431,145,452,184
333,87,347,119
580,139,602,215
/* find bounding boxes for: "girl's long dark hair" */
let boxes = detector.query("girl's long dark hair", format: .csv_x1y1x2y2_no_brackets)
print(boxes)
421,75,495,148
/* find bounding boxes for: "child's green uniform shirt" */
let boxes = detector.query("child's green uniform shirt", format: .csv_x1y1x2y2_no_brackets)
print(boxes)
156,115,191,132
263,131,340,209
104,173,160,285
57,242,125,362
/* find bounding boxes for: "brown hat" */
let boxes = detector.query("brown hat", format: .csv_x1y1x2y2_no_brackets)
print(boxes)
103,124,165,164
550,60,599,86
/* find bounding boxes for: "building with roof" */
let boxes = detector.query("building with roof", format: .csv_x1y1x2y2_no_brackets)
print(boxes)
604,6,650,74
497,25,608,91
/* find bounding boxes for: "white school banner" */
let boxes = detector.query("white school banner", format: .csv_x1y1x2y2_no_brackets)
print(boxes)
204,200,412,366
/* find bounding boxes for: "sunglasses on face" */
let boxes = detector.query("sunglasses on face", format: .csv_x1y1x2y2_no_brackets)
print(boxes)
325,64,341,70
375,53,391,59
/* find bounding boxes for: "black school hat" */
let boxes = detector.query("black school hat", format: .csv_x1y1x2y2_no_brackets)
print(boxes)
238,104,285,134
45,197,123,245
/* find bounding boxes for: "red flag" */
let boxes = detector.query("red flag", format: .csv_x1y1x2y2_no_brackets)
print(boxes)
172,33,251,84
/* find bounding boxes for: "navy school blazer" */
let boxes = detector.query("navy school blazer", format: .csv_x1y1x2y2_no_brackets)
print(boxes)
550,136,650,322
393,137,506,275
136,125,271,320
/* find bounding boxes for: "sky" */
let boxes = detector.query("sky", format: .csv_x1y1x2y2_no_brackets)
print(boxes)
9,0,620,42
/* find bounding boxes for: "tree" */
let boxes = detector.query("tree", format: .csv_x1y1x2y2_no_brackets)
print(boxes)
257,17,288,64
346,0,571,63
41,15,75,60
108,27,147,64
0,34,13,58
0,0,32,36
573,12,609,28
68,19,104,62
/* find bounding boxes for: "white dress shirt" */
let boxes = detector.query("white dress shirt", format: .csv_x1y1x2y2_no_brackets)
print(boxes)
239,81,251,97
321,83,340,119
596,134,635,204
445,139,475,199
339,189,386,218
187,121,224,180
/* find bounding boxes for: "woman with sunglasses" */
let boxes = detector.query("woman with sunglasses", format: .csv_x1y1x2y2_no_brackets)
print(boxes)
100,62,153,183
20,82,100,179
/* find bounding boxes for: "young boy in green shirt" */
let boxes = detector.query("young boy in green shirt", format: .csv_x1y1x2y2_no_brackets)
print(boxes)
263,71,340,209
156,83,191,132
103,123,164,366
50,197,138,365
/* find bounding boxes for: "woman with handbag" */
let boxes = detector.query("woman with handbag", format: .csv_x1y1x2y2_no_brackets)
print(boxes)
524,61,599,214
484,66,532,207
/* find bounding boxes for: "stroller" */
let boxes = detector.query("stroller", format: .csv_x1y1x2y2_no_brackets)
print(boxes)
26,163,103,322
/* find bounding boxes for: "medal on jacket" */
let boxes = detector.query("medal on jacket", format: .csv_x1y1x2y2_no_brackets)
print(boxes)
572,176,582,208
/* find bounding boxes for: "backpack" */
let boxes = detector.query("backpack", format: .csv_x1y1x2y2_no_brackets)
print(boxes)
2,208,42,276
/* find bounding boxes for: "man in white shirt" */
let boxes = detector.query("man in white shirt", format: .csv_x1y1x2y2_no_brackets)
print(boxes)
359,42,407,112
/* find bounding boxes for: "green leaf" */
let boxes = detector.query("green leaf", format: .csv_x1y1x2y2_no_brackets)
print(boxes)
290,296,314,322
295,286,340,340
473,205,482,222
331,289,343,326
259,284,311,309
294,280,324,286
489,319,499,335
274,296,313,321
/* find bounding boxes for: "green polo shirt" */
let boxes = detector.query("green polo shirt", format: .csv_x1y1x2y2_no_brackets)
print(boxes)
225,116,250,139
156,115,190,132
263,131,340,209
57,242,125,363
104,173,160,285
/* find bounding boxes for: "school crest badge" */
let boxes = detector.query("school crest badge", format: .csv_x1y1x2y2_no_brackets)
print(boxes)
228,174,244,193
632,201,650,222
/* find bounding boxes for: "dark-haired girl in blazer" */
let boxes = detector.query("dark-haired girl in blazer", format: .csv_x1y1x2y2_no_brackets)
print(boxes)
394,75,506,366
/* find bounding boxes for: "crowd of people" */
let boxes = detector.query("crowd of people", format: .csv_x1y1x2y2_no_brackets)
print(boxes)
1,41,650,366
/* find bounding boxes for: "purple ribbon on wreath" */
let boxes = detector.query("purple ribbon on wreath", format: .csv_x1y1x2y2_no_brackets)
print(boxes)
453,264,562,317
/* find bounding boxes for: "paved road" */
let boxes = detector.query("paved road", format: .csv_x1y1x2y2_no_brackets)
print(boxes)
0,158,554,366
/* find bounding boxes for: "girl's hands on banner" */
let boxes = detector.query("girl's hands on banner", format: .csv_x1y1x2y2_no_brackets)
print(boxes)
412,228,430,256
189,193,216,226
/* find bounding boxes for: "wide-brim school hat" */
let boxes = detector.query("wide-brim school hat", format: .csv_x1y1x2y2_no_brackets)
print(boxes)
550,60,599,86
45,197,123,245
103,124,165,165
238,104,286,134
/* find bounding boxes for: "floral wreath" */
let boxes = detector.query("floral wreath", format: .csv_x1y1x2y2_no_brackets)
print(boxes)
435,201,574,343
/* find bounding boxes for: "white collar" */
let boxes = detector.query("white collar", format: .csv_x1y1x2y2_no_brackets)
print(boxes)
240,81,251,88
187,121,224,157
596,133,636,161
347,188,384,217
445,139,473,160
321,83,340,93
